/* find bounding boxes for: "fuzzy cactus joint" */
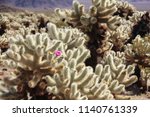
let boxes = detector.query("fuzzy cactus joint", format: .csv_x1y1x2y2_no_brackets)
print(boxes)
0,0,150,100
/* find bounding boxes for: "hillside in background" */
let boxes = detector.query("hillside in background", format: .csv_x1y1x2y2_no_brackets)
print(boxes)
0,4,24,12
0,0,150,10
0,0,73,8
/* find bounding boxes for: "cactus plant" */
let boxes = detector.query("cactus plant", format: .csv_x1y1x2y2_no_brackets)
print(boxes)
0,23,89,99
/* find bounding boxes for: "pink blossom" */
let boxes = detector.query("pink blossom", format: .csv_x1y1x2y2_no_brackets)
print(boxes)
54,50,62,57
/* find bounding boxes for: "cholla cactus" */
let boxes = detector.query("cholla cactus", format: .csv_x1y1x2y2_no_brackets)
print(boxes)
0,23,89,99
125,35,150,67
1,22,138,100
0,0,149,100
129,11,145,23
0,12,52,38
130,12,150,40
114,1,136,20
140,67,150,91
56,0,121,31
125,35,150,91
100,51,137,88
45,55,114,100
45,51,137,100
108,20,133,51
46,61,114,100
98,51,138,98
110,10,146,49
47,23,89,49
0,33,63,99
55,0,122,69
